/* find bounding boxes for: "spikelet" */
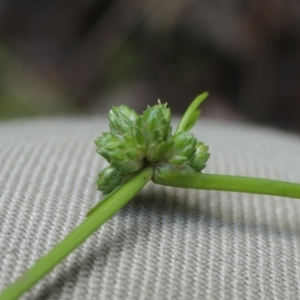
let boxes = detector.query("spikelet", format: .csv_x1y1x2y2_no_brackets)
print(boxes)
137,101,172,162
188,141,210,172
163,131,197,165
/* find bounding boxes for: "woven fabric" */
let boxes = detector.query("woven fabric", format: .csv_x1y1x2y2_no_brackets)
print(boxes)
1,117,300,300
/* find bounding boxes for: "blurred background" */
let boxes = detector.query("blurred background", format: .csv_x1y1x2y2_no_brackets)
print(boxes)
0,0,300,131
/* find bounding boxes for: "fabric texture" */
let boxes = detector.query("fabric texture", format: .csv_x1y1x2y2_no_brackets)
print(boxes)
1,117,300,299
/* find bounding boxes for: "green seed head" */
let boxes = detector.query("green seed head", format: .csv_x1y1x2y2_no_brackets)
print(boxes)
138,103,171,142
96,167,122,194
189,141,210,172
137,102,172,162
95,94,210,194
146,142,165,162
108,105,139,135
164,131,197,165
96,166,135,194
95,132,145,174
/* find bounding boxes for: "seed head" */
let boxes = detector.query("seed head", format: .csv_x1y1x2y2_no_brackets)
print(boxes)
164,131,197,165
95,132,145,174
108,105,138,135
137,102,172,162
96,166,136,194
189,141,210,172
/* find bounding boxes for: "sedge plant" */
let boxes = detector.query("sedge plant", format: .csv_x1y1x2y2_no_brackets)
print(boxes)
1,92,300,299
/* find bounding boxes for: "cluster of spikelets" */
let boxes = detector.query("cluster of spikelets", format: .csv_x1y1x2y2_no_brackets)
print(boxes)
95,102,210,194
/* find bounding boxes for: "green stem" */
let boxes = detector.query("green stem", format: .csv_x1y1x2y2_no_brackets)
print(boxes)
0,167,154,300
153,168,300,199
86,186,121,217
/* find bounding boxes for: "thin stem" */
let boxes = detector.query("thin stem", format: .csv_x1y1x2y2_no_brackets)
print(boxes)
0,167,154,300
153,168,300,199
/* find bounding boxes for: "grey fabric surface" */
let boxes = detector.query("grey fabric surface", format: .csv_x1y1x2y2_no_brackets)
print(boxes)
1,117,300,299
